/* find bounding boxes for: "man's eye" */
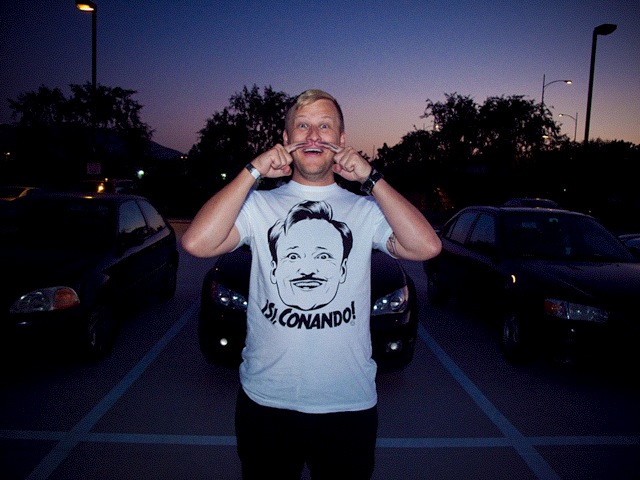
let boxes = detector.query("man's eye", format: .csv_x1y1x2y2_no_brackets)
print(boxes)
286,253,300,260
316,252,333,260
297,123,308,129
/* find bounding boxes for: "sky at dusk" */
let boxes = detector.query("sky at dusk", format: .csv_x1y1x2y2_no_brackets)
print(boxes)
2,1,639,156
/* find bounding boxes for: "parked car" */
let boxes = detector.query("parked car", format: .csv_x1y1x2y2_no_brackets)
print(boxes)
0,192,178,360
502,197,559,208
71,178,138,194
0,185,42,201
619,233,640,255
198,247,418,372
424,205,640,364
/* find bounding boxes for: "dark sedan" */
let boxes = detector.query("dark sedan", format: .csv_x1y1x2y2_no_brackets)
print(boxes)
0,192,179,360
424,206,640,365
198,247,418,372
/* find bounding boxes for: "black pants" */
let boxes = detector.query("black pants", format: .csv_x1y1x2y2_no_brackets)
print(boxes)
235,388,378,480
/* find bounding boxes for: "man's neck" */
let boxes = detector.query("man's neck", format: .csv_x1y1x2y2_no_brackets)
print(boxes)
291,171,336,187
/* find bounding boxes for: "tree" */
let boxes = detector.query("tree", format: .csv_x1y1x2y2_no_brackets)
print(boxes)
189,85,294,194
6,83,151,184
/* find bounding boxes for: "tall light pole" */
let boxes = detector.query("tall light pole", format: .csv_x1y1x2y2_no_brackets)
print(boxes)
559,113,578,142
75,1,97,92
584,23,616,144
76,1,99,174
541,74,572,111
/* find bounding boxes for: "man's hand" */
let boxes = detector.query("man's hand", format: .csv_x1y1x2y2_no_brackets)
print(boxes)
252,142,307,178
319,141,372,183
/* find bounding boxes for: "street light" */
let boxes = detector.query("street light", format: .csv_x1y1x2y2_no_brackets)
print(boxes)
76,1,97,92
558,113,578,142
584,23,617,144
541,74,572,111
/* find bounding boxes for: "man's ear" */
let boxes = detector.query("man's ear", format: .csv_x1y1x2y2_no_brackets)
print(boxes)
283,130,289,145
339,132,346,147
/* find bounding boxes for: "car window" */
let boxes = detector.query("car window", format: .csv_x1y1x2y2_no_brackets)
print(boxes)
467,214,496,251
119,200,148,237
0,198,115,249
445,211,477,244
502,212,635,261
138,199,167,235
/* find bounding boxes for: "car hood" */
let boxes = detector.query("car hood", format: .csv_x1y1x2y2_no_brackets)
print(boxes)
518,260,640,306
0,246,109,308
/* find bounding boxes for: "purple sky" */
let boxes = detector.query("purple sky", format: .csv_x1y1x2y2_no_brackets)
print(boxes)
2,1,638,156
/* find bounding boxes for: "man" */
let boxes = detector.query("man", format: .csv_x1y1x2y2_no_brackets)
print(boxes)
182,89,441,479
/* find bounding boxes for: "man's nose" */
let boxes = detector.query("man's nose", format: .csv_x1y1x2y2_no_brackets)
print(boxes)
306,126,321,140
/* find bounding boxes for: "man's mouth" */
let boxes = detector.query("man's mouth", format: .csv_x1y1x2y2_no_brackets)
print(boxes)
302,147,323,154
291,277,326,289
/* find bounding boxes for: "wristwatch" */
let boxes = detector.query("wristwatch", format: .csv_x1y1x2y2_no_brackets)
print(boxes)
360,167,383,195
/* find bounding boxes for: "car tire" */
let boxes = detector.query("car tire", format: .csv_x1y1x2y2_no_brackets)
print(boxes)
427,267,449,305
83,302,117,361
501,312,529,364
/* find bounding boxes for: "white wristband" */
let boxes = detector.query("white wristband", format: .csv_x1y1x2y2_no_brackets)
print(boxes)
245,163,261,180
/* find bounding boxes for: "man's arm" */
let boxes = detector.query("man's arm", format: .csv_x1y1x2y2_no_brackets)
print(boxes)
370,178,442,261
181,143,305,258
323,142,441,262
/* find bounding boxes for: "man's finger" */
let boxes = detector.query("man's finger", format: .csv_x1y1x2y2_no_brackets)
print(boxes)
285,142,308,154
317,141,342,153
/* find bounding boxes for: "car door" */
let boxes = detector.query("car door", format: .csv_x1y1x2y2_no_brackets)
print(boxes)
438,210,479,295
112,199,151,295
136,198,176,285
461,212,505,304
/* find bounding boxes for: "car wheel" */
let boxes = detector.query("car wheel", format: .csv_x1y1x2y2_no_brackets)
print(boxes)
501,313,529,363
83,302,117,361
427,267,449,305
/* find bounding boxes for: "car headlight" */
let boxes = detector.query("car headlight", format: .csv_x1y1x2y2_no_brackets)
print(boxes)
544,299,609,323
372,285,409,316
210,281,248,311
10,287,80,313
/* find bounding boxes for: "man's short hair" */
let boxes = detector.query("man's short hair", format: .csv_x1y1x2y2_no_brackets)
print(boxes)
285,89,345,135
268,200,353,265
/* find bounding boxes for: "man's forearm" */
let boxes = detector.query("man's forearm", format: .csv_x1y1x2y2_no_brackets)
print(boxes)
181,167,257,258
371,179,442,261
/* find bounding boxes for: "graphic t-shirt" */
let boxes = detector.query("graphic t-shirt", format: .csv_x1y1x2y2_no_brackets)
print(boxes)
235,180,393,414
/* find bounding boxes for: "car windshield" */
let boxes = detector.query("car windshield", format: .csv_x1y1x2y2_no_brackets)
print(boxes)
0,198,116,250
502,212,635,262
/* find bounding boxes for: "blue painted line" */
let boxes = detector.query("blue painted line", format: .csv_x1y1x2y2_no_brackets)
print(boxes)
26,302,198,480
3,428,636,449
87,432,238,446
418,323,562,480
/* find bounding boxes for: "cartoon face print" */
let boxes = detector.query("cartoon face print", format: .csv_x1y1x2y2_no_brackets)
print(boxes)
270,218,348,311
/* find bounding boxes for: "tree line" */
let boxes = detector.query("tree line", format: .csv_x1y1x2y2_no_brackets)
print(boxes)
2,83,638,231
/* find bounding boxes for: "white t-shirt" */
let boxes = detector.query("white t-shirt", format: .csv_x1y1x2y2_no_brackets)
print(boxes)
235,180,393,414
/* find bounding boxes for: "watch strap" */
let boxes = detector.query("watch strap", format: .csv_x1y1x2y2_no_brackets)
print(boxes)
360,167,383,195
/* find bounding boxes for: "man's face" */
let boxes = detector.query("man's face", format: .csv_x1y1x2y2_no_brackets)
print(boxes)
283,99,345,183
270,218,347,311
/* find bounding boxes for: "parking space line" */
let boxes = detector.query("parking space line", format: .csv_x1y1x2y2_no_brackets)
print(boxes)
418,323,562,480
25,303,198,480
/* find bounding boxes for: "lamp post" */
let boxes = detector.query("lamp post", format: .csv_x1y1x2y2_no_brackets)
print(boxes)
541,74,572,111
75,1,97,92
584,23,616,144
76,1,99,175
558,113,578,142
